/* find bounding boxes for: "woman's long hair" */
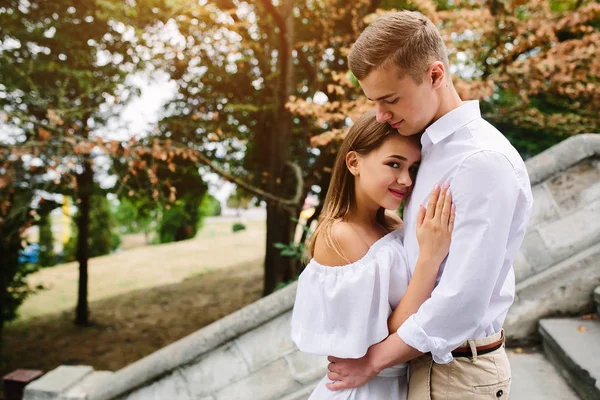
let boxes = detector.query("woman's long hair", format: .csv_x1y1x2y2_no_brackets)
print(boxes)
308,110,406,261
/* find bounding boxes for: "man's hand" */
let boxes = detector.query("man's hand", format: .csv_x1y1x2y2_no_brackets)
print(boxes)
325,333,422,391
325,353,378,391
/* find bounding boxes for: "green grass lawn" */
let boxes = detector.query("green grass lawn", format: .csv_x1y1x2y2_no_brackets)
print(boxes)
1,218,266,382
11,219,265,322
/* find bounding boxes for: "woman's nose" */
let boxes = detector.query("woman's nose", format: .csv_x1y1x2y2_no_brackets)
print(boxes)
398,172,413,188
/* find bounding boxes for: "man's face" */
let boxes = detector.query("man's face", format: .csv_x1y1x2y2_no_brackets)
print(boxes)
359,67,440,137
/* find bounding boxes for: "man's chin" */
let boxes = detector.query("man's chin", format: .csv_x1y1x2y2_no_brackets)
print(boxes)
396,127,419,137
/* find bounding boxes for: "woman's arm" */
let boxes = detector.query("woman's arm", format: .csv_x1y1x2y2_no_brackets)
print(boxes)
388,184,454,333
388,254,441,332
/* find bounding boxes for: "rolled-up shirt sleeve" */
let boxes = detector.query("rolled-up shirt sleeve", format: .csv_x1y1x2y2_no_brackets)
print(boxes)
397,150,522,364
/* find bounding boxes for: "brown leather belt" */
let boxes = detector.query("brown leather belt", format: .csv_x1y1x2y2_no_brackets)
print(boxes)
451,331,504,358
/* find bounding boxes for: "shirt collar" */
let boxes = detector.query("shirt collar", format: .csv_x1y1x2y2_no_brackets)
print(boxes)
421,100,481,148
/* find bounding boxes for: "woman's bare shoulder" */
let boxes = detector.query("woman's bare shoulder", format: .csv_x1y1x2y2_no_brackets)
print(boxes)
312,221,370,266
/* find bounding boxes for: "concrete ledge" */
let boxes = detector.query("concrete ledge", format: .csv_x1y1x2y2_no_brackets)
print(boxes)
62,371,114,400
24,366,93,400
88,282,298,400
526,134,600,186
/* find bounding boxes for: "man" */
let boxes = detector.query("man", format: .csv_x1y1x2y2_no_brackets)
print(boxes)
326,10,533,399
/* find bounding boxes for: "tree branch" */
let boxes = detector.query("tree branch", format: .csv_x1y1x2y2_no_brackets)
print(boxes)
259,0,287,36
195,150,303,210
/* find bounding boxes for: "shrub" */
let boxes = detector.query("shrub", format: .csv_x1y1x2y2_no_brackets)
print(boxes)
232,222,246,232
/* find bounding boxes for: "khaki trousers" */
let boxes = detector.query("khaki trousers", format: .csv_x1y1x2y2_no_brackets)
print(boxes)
407,330,511,400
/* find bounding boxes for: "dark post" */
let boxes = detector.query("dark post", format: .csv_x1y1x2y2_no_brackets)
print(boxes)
2,370,43,400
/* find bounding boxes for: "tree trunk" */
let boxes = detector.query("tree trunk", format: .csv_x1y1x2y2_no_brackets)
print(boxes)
74,158,93,326
262,0,298,295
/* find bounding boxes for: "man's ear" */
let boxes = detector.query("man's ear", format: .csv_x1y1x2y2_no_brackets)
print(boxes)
428,61,445,89
346,151,360,176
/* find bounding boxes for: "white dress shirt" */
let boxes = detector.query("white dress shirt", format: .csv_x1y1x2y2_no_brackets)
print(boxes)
397,100,533,364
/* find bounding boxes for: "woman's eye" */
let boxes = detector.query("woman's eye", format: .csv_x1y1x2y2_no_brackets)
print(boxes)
388,162,400,168
409,166,419,174
386,98,399,105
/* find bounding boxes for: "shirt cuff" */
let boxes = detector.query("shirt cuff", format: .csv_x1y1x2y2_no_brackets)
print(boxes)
397,315,454,364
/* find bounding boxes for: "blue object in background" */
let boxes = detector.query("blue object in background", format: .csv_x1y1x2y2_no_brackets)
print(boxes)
19,243,40,264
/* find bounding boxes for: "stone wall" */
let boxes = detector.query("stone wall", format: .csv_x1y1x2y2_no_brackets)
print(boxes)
23,134,600,400
505,134,600,343
514,142,600,281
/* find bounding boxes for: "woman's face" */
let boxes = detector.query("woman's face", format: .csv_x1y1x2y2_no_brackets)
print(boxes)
353,135,421,211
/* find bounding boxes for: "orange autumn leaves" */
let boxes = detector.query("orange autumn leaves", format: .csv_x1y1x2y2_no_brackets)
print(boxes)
287,0,599,151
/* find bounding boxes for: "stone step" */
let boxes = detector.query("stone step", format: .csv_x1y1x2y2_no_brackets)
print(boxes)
507,350,579,399
23,366,93,400
278,352,579,400
539,318,600,400
61,371,115,399
21,367,114,400
594,286,600,315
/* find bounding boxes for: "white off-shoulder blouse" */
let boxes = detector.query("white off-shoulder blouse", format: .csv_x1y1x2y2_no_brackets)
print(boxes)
290,229,410,377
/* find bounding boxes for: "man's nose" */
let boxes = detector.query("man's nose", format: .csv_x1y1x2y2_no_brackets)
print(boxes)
375,104,392,124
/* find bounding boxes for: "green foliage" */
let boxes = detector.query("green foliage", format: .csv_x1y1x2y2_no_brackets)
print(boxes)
158,194,204,243
1,216,38,327
111,230,122,252
89,194,119,256
114,198,140,233
112,147,208,244
0,0,156,135
38,213,56,267
200,194,222,217
62,224,77,263
480,95,568,159
0,167,46,332
274,217,311,262
232,222,246,233
0,0,179,325
62,193,120,261
273,241,304,260
114,197,155,235
226,188,254,210
2,262,41,321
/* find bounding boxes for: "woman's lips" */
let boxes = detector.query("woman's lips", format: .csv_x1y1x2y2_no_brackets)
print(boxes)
389,189,406,199
390,120,404,129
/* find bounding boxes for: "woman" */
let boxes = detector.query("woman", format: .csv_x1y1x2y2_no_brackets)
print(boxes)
291,111,454,399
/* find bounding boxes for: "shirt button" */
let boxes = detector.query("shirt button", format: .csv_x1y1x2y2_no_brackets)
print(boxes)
496,390,503,397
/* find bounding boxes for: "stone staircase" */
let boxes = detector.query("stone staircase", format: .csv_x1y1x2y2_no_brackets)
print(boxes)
20,347,587,400
535,286,600,400
508,351,578,399
279,349,583,400
510,284,600,400
539,318,600,400
17,294,599,400
279,288,600,400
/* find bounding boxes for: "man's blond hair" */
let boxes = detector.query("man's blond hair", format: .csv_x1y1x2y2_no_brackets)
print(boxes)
348,11,449,84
